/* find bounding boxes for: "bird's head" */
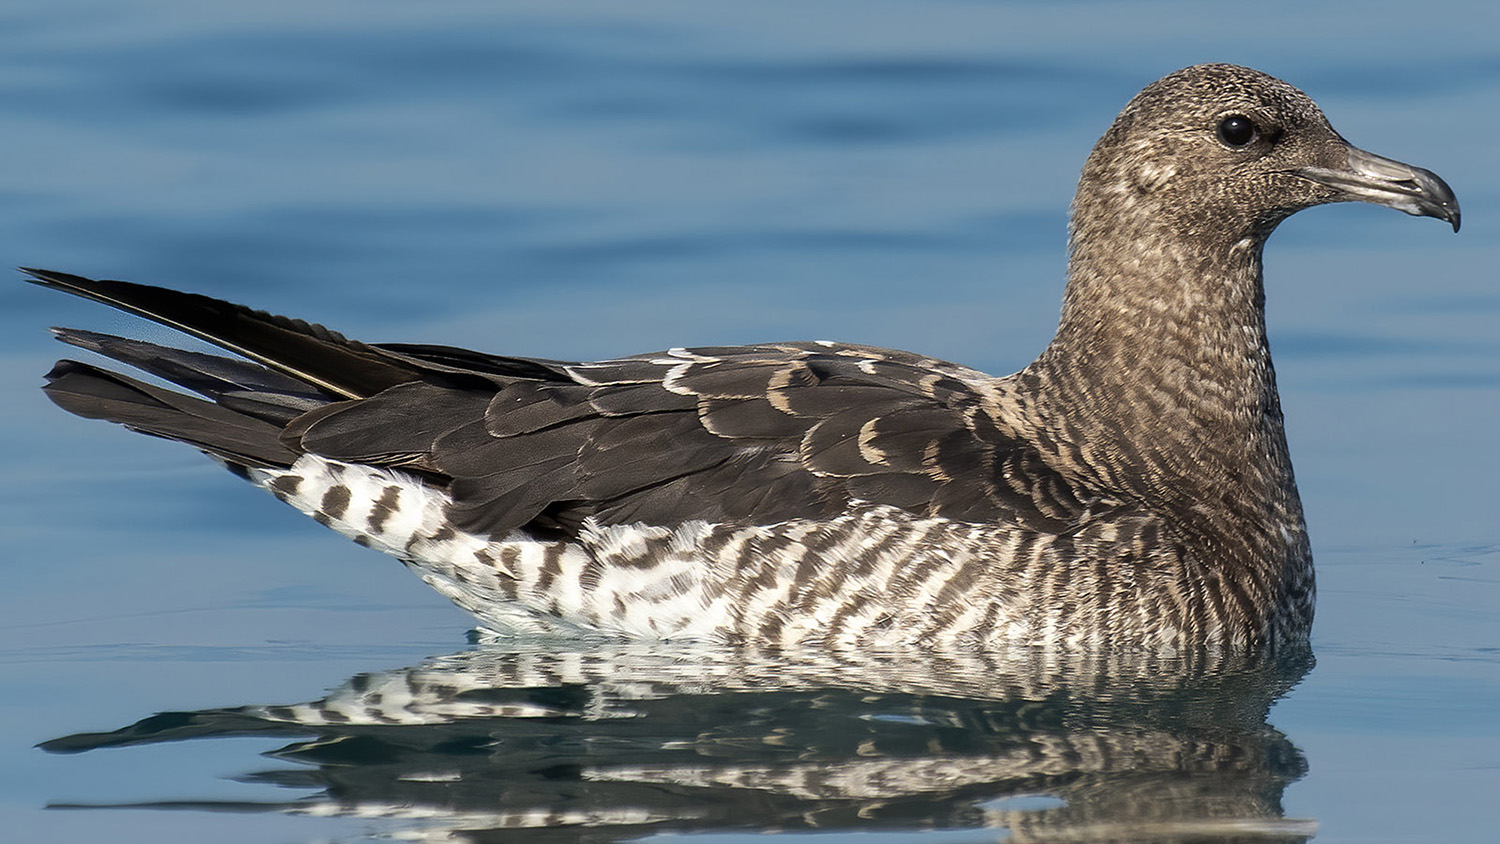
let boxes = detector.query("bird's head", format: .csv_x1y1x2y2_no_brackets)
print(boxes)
1074,63,1459,241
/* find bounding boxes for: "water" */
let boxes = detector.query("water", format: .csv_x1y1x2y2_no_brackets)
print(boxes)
1,2,1496,841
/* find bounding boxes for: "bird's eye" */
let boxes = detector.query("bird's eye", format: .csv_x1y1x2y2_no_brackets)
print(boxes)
1216,114,1257,148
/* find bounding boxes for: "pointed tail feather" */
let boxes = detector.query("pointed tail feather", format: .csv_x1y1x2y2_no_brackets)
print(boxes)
50,328,331,424
43,360,304,468
22,268,420,399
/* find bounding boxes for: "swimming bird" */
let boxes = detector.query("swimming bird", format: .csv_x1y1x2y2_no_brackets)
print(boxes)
27,64,1458,651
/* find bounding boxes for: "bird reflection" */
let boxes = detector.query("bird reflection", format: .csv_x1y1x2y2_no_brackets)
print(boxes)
42,643,1316,843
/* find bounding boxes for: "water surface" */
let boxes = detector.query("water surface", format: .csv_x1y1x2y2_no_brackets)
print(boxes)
1,2,1497,842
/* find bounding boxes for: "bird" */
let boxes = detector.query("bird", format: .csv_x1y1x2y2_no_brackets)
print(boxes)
26,64,1458,652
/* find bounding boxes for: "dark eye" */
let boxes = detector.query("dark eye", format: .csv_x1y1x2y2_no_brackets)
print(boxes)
1216,114,1257,148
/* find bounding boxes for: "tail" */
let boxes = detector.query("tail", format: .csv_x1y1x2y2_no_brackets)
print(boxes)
25,268,428,468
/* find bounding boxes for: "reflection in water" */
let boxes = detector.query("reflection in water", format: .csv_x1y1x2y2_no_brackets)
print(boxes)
43,643,1316,842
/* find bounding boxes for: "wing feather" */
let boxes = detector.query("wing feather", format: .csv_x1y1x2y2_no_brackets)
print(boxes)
30,269,1095,540
282,342,1099,538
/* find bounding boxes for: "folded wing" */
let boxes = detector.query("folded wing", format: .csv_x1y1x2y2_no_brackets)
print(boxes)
29,270,1097,541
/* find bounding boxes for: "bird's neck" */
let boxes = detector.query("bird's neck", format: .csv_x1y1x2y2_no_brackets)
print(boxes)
1025,213,1308,566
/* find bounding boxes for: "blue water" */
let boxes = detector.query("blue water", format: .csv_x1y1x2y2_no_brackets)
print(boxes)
1,2,1497,842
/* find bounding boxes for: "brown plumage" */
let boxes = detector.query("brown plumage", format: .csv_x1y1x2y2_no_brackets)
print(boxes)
26,64,1459,650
